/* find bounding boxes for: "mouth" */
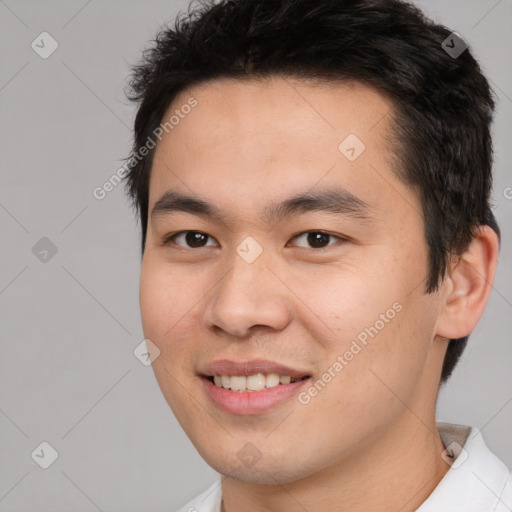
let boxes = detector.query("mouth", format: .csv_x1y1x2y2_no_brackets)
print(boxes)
198,359,312,414
204,373,310,392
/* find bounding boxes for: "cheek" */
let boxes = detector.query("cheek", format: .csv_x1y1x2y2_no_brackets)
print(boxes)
289,264,398,350
319,296,438,428
139,259,204,421
292,263,431,403
139,257,199,356
139,262,168,344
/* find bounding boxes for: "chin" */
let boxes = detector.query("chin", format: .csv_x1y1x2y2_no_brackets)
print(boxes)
203,452,318,486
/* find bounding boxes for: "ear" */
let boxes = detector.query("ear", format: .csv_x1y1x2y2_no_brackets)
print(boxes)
436,225,499,340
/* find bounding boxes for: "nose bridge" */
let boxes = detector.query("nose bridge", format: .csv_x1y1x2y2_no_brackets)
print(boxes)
203,244,291,337
221,234,271,295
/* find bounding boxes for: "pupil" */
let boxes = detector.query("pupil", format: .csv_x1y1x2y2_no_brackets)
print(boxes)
308,232,329,248
186,232,207,248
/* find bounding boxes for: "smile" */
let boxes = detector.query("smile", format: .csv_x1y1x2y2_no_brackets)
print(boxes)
199,358,312,414
208,373,309,392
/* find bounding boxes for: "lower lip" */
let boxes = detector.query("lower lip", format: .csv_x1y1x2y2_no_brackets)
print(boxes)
201,377,310,415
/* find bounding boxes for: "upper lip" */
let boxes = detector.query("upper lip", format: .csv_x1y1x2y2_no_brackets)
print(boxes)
199,359,311,379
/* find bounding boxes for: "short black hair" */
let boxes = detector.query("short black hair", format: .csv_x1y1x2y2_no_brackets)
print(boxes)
123,0,500,386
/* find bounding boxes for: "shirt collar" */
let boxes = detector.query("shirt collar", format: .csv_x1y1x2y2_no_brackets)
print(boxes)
416,421,511,512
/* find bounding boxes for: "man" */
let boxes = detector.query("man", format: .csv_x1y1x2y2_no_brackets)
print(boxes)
122,0,511,510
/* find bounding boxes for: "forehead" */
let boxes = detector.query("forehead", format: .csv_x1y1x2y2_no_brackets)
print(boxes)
149,76,407,221
165,75,395,153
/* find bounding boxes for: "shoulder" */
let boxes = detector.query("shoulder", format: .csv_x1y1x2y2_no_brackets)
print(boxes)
495,470,512,512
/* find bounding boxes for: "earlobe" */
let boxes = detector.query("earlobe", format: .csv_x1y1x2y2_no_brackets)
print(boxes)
436,225,499,340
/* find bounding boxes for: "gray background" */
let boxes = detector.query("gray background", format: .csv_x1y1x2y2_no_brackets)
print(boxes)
0,0,510,510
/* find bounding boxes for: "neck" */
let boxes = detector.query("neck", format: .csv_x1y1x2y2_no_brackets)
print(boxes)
221,416,450,512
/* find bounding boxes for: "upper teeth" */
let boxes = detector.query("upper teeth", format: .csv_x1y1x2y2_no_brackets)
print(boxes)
212,373,298,391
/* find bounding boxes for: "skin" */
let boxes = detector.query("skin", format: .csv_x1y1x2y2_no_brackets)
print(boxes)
139,76,499,511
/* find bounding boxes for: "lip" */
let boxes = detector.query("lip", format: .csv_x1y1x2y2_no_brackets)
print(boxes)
198,359,312,415
199,358,311,379
201,376,310,415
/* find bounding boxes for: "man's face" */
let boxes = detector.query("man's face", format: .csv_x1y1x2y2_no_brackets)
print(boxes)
140,77,447,484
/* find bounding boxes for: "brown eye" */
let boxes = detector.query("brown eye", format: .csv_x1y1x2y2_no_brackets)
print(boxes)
164,231,217,248
290,231,344,249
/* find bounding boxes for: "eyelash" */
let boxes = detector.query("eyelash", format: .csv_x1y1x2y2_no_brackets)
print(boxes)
160,230,348,250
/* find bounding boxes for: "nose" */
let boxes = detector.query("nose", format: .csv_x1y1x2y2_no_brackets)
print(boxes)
202,251,292,338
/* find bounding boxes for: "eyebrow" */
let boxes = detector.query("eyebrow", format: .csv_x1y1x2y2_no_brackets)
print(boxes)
151,187,376,224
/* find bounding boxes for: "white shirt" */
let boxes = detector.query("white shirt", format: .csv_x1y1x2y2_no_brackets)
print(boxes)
176,422,512,512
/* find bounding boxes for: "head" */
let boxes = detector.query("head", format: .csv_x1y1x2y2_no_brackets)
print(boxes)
123,0,500,484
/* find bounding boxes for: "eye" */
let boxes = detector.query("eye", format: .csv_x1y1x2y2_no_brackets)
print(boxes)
162,231,218,249
161,230,346,250
288,231,346,249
